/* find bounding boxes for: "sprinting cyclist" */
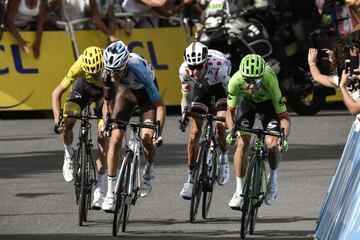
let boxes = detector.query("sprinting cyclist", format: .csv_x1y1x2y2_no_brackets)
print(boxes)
226,54,290,209
52,46,109,210
178,42,231,199
101,41,166,212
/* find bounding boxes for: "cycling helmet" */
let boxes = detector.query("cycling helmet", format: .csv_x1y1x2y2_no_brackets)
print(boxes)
239,54,266,78
81,46,103,74
103,40,129,70
184,42,208,66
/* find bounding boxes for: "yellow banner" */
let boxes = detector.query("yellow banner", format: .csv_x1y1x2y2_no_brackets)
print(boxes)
0,31,74,110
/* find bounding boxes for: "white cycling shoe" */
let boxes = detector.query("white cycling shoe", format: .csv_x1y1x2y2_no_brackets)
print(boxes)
62,156,74,183
217,152,230,185
229,192,244,210
91,188,104,210
140,164,154,198
102,193,116,212
265,180,278,205
180,182,193,200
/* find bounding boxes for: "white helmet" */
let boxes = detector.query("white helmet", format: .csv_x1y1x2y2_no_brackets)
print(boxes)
103,40,129,70
184,42,208,66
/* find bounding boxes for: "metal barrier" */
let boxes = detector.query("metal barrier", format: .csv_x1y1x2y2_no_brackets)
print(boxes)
56,13,192,58
315,119,360,240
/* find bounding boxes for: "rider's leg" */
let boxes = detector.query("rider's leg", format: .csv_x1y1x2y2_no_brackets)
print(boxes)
216,110,230,185
180,117,202,199
265,135,281,205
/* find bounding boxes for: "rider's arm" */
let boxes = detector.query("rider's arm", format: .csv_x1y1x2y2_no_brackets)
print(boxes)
52,59,82,123
179,65,192,112
154,98,166,132
52,83,67,124
226,72,242,130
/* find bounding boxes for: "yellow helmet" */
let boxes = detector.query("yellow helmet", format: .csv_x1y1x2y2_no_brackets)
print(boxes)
81,47,103,74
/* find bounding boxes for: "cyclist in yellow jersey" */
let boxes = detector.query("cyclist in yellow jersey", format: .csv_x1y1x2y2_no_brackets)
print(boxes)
52,46,109,210
226,54,291,208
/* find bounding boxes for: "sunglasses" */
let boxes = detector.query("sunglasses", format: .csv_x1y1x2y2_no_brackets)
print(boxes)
244,77,261,84
188,64,204,70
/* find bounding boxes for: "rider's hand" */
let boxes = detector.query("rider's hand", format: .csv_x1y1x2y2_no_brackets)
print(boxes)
153,136,163,147
53,122,63,134
178,118,188,132
281,139,289,152
226,131,236,145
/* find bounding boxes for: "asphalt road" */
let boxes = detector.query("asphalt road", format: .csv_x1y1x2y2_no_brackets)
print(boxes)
0,109,355,240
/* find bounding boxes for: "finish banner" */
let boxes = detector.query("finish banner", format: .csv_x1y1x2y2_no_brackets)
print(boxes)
0,27,188,111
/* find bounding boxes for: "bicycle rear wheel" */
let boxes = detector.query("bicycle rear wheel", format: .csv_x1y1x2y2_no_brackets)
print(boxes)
112,151,132,236
78,142,88,226
190,141,206,223
202,146,217,219
240,154,257,239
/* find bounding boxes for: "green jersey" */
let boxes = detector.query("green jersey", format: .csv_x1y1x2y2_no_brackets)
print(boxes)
227,65,287,114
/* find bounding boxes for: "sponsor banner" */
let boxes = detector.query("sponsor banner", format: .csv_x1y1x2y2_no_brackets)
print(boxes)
0,31,74,110
75,27,188,106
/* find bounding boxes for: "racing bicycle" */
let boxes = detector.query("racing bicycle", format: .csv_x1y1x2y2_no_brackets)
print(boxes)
103,115,161,236
230,124,284,239
180,106,226,223
59,103,99,226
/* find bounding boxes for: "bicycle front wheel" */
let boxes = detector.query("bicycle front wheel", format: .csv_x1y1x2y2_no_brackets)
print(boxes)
78,142,88,226
113,151,132,236
122,153,135,233
249,157,263,235
190,141,206,223
240,154,257,239
202,146,217,219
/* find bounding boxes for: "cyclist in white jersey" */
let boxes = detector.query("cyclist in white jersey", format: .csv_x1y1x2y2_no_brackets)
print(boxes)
178,42,231,199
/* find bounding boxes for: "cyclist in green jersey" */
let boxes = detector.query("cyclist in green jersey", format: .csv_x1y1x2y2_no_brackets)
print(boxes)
226,54,290,209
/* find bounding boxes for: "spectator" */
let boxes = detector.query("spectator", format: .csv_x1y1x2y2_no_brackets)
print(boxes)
89,0,119,42
119,0,192,35
0,0,5,40
339,68,360,114
47,0,90,30
6,0,47,58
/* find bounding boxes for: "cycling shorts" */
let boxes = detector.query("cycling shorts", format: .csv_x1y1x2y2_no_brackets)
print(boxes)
64,78,104,117
191,83,227,114
235,99,280,136
111,85,156,129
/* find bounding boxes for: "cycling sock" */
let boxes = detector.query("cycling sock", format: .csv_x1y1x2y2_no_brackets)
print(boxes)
187,169,193,183
236,176,245,194
97,173,107,192
269,169,278,184
107,175,117,195
64,144,74,159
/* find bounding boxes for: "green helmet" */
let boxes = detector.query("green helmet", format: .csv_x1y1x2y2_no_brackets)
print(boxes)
239,54,266,78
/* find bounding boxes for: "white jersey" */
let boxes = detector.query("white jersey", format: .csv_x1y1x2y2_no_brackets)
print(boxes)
14,0,40,27
179,49,232,92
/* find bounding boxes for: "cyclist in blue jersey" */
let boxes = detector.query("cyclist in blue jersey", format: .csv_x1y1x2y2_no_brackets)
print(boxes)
101,41,166,212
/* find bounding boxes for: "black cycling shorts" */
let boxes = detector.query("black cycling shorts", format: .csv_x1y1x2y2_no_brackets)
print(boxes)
191,83,227,114
235,99,280,132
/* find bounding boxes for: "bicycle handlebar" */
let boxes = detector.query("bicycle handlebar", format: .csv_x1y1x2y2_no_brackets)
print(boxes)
63,113,101,120
179,106,225,132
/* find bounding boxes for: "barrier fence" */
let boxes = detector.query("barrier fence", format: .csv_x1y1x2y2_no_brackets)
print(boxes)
315,117,360,240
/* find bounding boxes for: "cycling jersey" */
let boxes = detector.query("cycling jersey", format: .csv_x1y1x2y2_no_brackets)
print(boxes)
227,64,287,115
61,56,103,89
116,53,160,102
179,49,232,92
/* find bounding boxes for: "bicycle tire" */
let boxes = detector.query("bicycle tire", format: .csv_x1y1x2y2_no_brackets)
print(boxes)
78,141,87,226
249,157,262,235
112,151,132,236
190,141,206,223
240,154,257,239
121,153,133,232
202,145,217,219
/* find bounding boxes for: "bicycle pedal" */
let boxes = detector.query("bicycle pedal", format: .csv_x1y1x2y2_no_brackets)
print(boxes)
230,206,242,211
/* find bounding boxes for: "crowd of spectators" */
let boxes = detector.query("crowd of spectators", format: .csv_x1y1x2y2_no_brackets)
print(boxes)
0,0,359,59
